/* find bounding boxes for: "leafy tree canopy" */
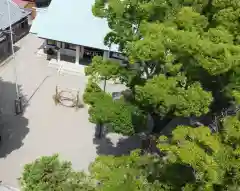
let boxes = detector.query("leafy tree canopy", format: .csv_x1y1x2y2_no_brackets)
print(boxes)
20,115,240,190
20,154,95,191
88,114,240,190
84,0,240,135
85,56,121,81
158,115,240,190
83,79,146,135
89,150,170,191
135,74,212,117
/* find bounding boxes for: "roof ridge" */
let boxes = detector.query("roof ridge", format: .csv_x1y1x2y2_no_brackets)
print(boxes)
8,0,21,9
0,0,31,30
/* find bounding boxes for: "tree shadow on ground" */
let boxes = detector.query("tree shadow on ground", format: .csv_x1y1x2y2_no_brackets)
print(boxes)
93,130,141,156
0,78,29,158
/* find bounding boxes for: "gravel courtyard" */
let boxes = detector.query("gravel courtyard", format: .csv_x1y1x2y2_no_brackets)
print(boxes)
0,34,140,188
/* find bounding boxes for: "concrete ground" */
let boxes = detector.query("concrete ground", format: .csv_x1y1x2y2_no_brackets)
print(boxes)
0,34,140,187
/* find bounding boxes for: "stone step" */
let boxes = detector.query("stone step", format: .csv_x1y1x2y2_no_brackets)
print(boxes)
35,48,45,56
48,60,59,69
48,60,85,77
60,67,84,77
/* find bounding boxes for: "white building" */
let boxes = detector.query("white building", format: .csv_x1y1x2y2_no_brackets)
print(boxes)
30,0,126,65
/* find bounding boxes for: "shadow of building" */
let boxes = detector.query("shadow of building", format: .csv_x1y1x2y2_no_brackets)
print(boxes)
0,44,21,64
0,78,29,158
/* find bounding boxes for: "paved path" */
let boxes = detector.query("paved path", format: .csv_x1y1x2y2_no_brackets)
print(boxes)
0,34,140,187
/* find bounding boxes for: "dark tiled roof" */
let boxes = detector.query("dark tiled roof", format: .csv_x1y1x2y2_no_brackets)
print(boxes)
0,0,30,30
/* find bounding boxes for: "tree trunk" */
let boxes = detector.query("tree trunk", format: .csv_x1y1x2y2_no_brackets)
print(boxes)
103,78,107,92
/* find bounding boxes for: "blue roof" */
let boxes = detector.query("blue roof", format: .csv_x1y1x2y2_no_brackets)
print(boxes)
30,0,119,52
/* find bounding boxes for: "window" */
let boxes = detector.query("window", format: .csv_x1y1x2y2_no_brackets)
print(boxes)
65,43,76,50
47,39,56,46
20,20,28,29
36,0,52,8
21,22,25,29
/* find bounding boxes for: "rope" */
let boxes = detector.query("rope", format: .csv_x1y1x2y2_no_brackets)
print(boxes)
53,87,84,108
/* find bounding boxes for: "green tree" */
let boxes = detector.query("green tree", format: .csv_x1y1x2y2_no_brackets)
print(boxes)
158,115,240,190
20,115,240,191
83,79,146,135
20,152,171,191
84,0,240,134
89,150,171,191
20,154,95,191
89,114,240,191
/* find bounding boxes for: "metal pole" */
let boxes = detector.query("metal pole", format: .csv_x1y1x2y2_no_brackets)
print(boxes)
6,0,19,97
6,0,22,114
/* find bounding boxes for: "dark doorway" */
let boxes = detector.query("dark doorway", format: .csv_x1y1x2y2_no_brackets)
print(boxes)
83,46,104,61
35,0,52,7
